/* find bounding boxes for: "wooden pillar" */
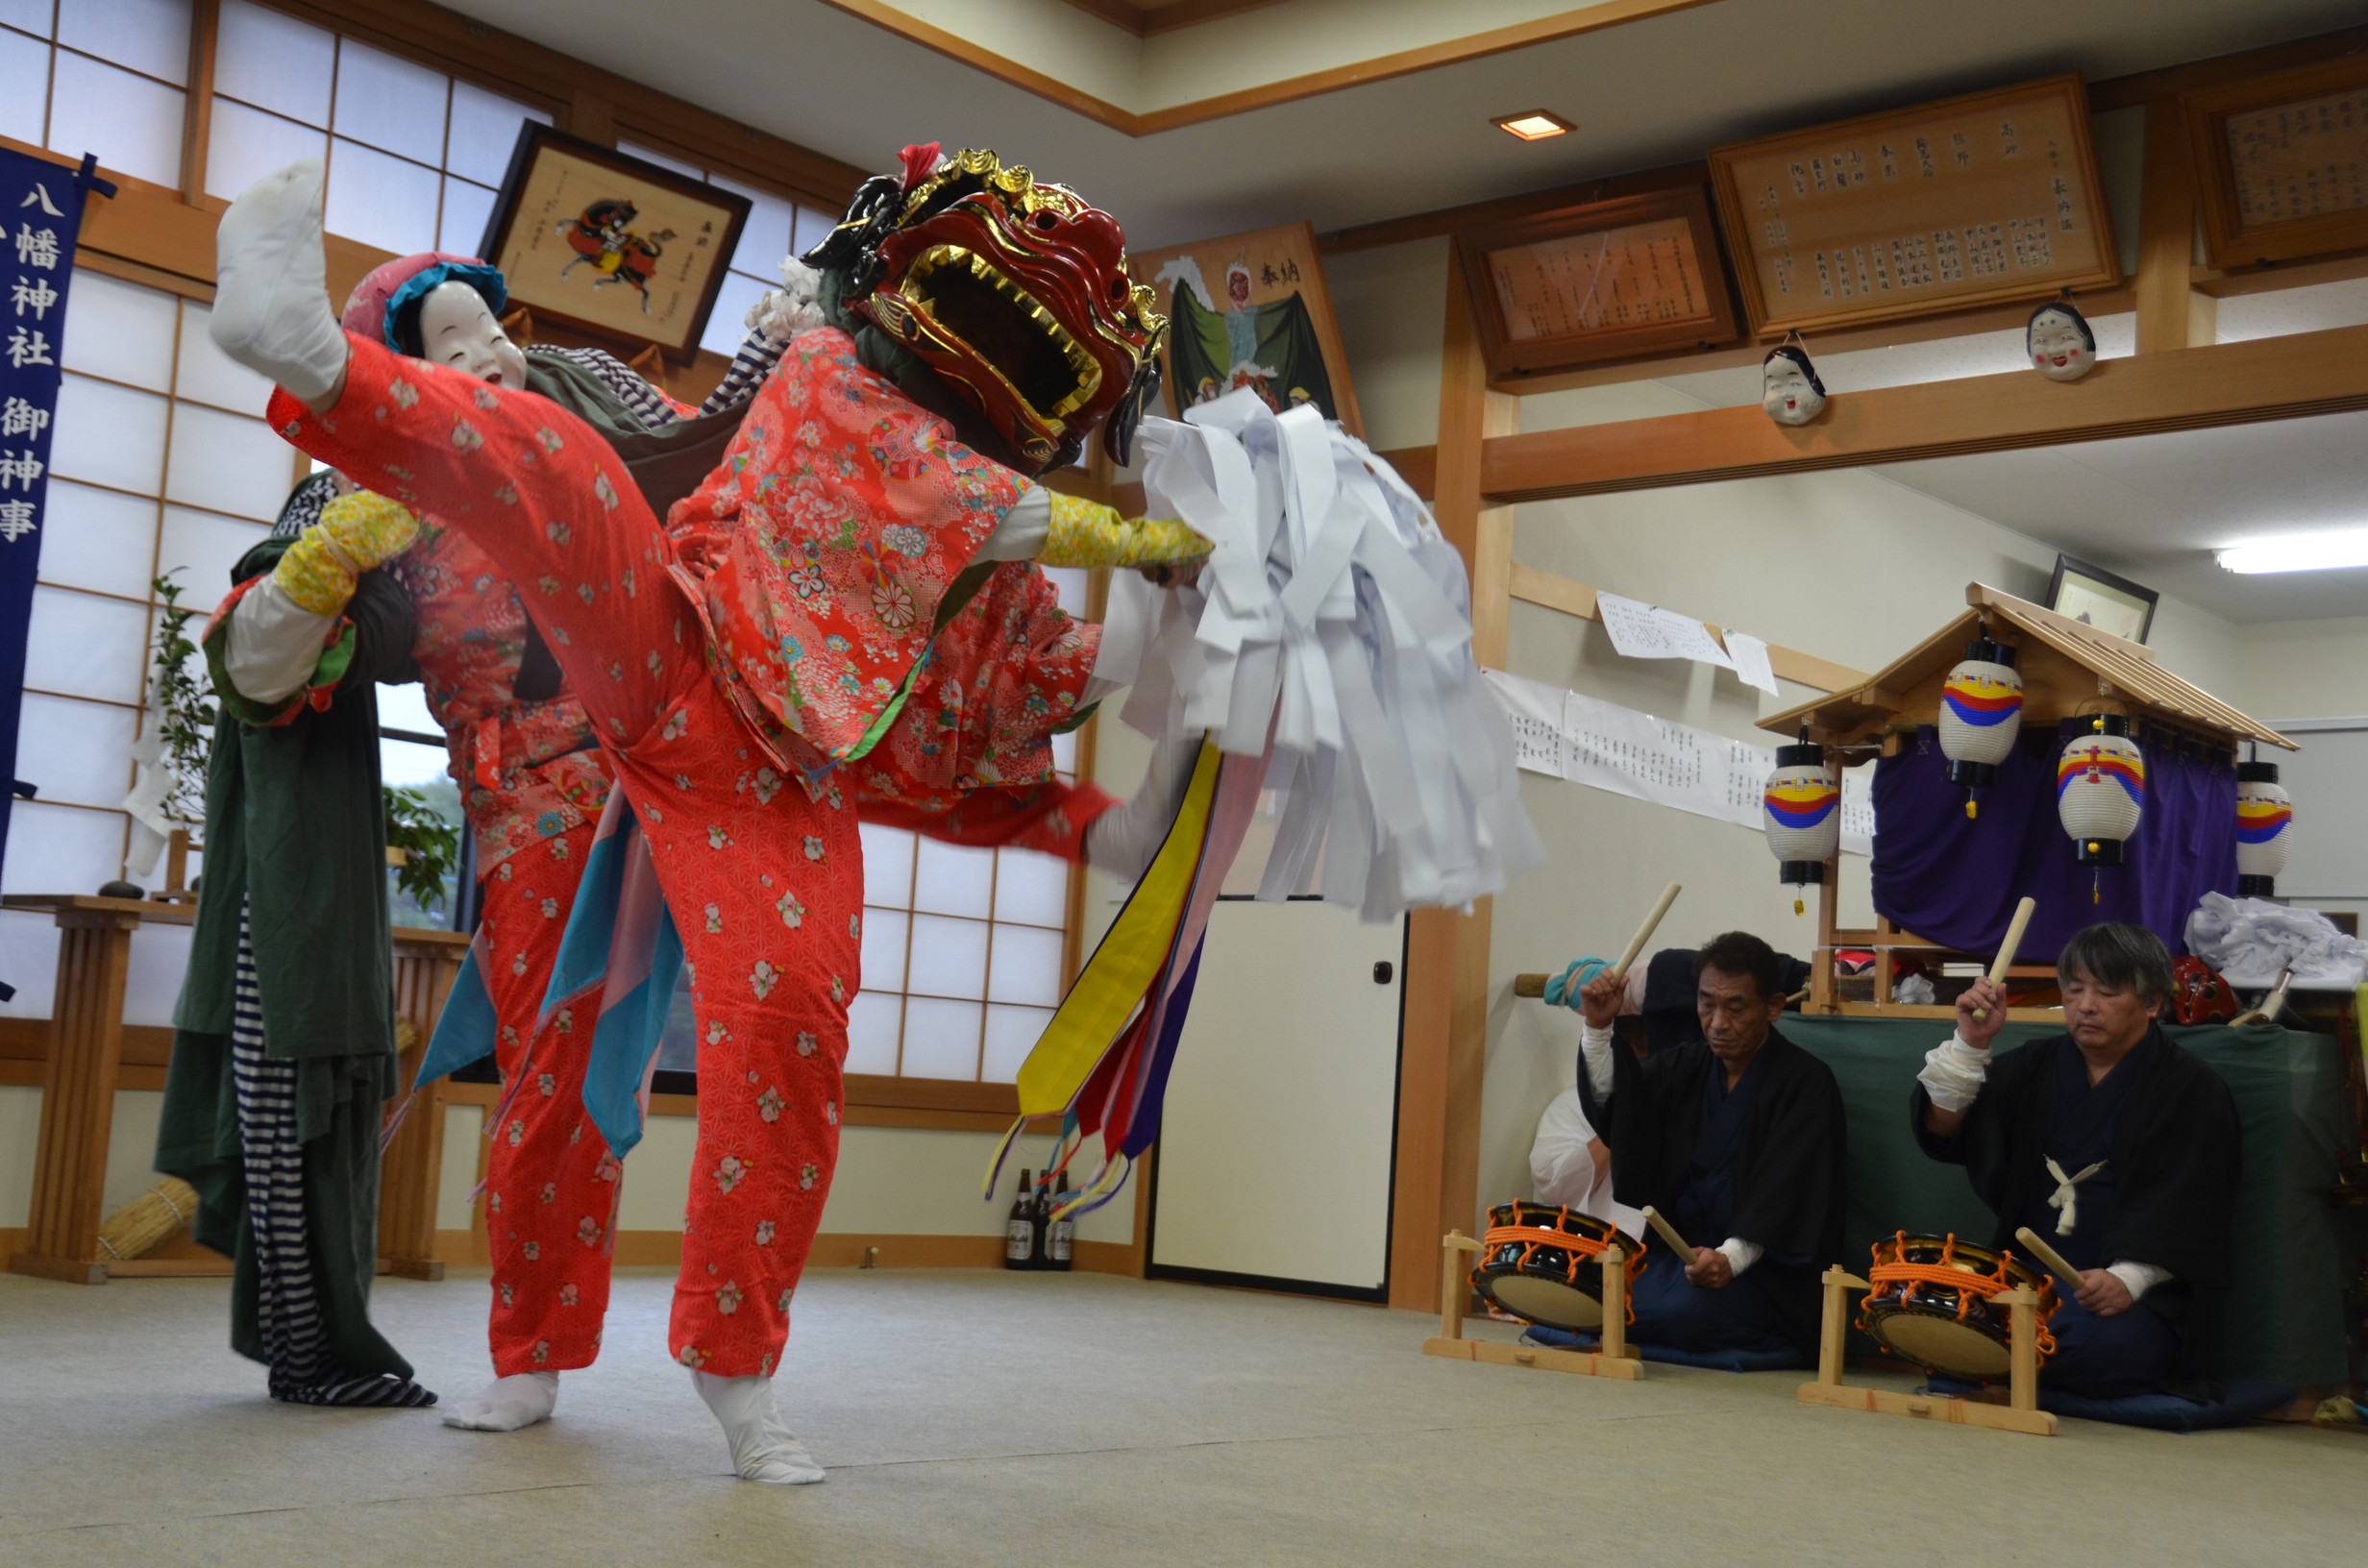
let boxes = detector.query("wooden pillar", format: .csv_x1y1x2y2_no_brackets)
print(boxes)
1390,246,1517,1311
568,91,616,147
11,908,138,1285
379,932,468,1280
179,0,218,207
2135,102,2217,354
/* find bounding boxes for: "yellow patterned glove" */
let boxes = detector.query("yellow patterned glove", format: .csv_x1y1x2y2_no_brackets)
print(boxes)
1040,489,1209,571
272,491,420,616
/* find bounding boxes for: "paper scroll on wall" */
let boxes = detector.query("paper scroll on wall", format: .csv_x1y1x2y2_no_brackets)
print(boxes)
1484,669,1873,856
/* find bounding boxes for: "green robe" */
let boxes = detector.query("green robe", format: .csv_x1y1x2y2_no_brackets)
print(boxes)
155,490,422,1378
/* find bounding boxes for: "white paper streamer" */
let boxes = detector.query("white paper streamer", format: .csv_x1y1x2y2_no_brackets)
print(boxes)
1103,393,1545,921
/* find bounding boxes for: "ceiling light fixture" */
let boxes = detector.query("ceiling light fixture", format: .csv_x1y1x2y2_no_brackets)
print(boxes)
1493,110,1572,141
2216,528,2368,575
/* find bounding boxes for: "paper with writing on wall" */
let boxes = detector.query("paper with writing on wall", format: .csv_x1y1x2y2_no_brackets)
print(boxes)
1483,675,1873,856
1595,591,1735,671
1723,631,1779,696
1481,667,1567,777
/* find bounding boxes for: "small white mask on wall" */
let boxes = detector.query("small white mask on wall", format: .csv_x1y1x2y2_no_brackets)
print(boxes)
1762,344,1826,426
2027,301,2097,382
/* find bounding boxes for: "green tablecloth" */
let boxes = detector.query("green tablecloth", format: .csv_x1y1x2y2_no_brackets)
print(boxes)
1781,1017,2361,1387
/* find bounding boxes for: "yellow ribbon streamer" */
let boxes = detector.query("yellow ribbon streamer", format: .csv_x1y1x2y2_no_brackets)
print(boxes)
1013,737,1220,1115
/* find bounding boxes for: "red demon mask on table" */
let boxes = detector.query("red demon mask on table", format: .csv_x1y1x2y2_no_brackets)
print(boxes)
806,144,1166,473
2170,956,2237,1025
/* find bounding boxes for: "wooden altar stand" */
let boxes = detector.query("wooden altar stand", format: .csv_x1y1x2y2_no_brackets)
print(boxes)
1422,1229,1643,1381
4,894,467,1285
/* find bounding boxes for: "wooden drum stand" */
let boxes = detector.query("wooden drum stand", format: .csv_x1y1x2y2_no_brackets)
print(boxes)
1421,1230,1644,1382
1795,1264,2058,1436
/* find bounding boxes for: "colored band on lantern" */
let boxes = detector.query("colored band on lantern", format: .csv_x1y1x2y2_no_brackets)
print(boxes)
2235,802,2292,843
1941,682,2022,726
2056,751,2144,804
1764,781,1839,828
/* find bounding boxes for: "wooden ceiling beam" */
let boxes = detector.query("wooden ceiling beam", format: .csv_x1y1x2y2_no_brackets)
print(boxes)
1476,321,2368,502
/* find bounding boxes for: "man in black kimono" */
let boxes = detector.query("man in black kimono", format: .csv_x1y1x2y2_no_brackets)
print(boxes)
1574,931,1846,1360
1914,922,2239,1399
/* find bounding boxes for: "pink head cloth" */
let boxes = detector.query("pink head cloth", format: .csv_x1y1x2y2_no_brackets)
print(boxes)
340,250,500,345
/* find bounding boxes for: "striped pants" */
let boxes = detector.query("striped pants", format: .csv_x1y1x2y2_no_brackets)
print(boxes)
230,901,435,1409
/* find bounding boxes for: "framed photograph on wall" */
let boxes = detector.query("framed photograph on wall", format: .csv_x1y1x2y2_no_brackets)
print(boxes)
479,124,752,363
1130,221,1363,438
2047,553,2158,645
1450,185,1740,379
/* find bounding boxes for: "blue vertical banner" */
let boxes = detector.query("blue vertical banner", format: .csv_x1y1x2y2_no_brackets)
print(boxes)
0,150,114,931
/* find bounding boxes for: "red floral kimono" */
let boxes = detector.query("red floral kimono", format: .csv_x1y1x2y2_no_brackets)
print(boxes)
276,327,1108,1376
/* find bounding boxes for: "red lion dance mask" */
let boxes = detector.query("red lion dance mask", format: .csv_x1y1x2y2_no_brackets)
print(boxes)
805,143,1167,473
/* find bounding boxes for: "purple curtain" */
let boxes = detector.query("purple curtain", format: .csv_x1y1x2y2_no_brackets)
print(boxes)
1870,721,2236,961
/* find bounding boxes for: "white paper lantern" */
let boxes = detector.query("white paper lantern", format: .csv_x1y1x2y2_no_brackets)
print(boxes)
1764,740,1839,886
1937,637,2023,815
2057,717,2145,865
2235,759,2291,896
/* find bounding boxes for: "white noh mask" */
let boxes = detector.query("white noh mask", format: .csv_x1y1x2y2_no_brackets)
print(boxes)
415,279,528,389
2027,303,2095,382
1762,346,1825,426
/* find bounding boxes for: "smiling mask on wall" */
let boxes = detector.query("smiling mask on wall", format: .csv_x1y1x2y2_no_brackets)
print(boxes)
1761,342,1826,426
2027,300,2098,382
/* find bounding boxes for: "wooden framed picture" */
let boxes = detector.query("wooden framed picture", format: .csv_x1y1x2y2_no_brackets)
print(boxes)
1449,185,1740,379
1130,221,1363,438
2046,553,2157,645
2184,56,2368,271
478,124,752,363
1708,74,2121,337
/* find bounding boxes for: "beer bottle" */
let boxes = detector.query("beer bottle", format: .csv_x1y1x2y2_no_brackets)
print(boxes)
1003,1168,1037,1268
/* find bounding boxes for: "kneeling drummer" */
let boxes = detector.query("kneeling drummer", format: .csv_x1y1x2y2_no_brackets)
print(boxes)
1573,932,1847,1361
1915,922,2239,1398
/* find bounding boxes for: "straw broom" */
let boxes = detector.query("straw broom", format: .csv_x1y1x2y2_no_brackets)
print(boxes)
97,1175,201,1262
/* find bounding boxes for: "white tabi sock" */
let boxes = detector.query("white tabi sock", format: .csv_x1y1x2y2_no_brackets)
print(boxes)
441,1370,559,1432
691,1369,826,1484
210,159,350,407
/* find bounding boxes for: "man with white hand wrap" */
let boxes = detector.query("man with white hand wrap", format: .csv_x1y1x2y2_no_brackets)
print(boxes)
1913,921,2240,1399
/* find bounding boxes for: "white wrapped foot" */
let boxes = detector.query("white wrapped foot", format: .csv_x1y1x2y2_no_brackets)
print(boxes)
441,1370,559,1432
692,1369,826,1484
210,159,349,407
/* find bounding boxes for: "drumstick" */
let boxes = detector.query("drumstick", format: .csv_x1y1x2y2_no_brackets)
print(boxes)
1511,882,1678,1001
1641,1205,1697,1261
1970,896,2036,1022
2232,968,2292,1028
2012,1225,2085,1291
1612,882,1683,982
